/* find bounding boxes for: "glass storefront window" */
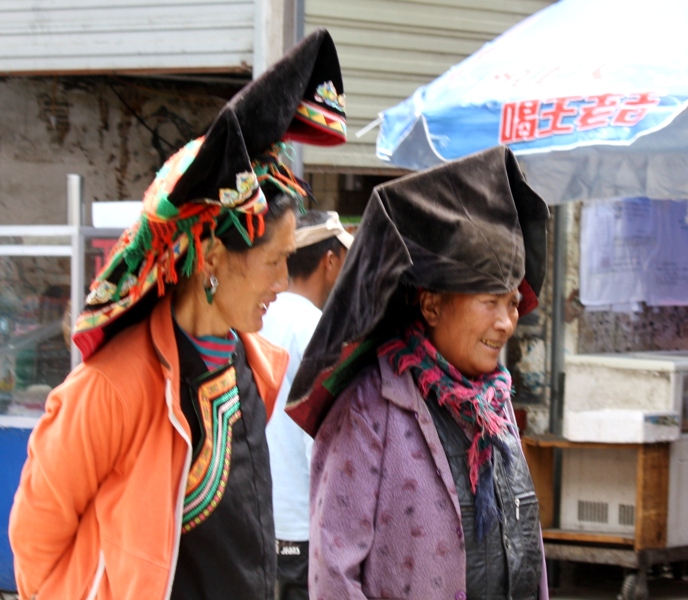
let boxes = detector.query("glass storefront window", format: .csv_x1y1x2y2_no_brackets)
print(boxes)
0,256,71,416
0,228,123,417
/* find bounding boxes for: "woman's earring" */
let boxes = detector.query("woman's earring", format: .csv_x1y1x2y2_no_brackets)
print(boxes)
204,274,219,305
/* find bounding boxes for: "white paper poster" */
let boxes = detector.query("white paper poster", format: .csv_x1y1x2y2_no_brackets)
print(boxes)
580,198,688,308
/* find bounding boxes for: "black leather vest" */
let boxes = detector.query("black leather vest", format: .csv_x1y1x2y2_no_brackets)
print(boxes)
427,398,542,600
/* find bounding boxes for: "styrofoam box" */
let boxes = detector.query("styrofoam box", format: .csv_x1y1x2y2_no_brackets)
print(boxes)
92,201,143,229
564,409,680,443
564,351,688,414
560,446,636,534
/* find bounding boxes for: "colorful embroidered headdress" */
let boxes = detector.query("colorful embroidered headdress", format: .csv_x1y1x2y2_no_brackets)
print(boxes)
74,28,346,360
285,146,549,437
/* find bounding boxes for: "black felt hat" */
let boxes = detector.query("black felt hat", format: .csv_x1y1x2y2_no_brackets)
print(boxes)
160,27,346,213
233,28,346,150
165,27,346,211
73,28,346,360
286,146,549,436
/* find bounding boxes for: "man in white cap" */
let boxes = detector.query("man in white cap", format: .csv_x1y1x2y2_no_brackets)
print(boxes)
260,210,353,600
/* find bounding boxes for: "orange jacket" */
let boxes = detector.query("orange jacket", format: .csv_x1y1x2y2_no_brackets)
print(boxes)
8,294,288,600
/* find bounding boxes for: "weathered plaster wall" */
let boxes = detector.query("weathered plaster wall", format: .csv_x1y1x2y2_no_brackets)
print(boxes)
578,306,688,352
504,185,587,433
508,214,555,435
0,76,235,225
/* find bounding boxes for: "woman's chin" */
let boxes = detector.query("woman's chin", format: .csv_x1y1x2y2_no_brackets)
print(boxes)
469,359,500,378
227,315,263,334
248,315,265,334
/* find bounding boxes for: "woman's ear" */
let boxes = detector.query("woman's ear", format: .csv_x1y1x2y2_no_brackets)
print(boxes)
202,237,225,273
418,289,442,327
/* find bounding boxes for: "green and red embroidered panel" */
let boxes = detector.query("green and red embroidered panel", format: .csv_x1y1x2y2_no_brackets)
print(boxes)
182,366,242,533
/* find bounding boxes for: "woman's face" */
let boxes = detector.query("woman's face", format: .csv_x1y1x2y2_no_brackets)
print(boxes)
213,210,296,333
420,289,520,378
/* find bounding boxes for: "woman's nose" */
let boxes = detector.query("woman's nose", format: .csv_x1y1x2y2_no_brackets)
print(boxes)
272,263,289,293
495,303,517,336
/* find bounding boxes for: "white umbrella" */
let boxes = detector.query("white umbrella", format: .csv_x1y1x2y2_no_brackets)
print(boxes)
375,0,688,203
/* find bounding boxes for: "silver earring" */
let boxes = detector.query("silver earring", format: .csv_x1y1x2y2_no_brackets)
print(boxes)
205,274,219,304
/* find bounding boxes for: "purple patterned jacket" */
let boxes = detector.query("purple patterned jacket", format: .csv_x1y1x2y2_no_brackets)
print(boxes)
309,356,549,600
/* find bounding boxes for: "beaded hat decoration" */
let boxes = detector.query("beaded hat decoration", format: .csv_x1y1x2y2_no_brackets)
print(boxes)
73,28,345,360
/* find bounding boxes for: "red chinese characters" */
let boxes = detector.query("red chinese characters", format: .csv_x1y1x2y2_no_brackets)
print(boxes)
612,93,661,127
500,100,541,143
499,92,661,143
538,97,581,136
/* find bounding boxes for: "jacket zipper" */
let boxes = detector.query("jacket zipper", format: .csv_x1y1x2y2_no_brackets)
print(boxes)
514,491,537,521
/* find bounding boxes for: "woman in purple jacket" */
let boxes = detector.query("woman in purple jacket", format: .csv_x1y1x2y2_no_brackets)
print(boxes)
286,146,551,600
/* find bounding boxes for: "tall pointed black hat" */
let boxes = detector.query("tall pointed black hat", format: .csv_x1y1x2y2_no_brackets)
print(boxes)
286,146,549,436
74,28,346,360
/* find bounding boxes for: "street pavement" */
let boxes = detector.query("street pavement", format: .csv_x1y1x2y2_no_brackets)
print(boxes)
3,580,688,598
550,563,688,600
2,568,687,599
553,578,688,599
4,582,688,599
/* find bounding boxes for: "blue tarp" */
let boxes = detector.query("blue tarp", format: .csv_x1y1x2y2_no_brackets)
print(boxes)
0,423,32,592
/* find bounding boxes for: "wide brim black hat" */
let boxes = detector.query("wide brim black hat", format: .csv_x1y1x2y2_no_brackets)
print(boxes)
286,145,549,437
74,28,346,360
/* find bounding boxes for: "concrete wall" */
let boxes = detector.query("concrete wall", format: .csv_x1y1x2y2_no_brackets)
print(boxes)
0,76,236,225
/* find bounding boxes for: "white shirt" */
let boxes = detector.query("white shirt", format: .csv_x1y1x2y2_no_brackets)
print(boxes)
260,291,320,541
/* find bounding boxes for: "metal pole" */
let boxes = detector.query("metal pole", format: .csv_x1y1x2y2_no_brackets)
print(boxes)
549,202,568,530
549,202,568,435
68,174,85,369
253,0,268,78
288,0,305,179
295,0,304,40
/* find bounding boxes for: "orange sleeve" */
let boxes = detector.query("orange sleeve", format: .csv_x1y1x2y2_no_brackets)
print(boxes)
8,364,125,599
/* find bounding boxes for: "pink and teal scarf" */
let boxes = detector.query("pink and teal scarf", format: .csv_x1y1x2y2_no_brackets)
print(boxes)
378,320,516,540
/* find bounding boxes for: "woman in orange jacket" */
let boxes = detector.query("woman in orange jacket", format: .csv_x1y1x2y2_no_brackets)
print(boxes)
8,29,346,600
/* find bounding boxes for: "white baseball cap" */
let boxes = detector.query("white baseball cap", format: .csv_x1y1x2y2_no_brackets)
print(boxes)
294,210,354,249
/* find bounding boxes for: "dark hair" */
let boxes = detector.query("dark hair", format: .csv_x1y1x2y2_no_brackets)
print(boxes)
373,283,423,338
287,211,347,279
216,181,298,252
